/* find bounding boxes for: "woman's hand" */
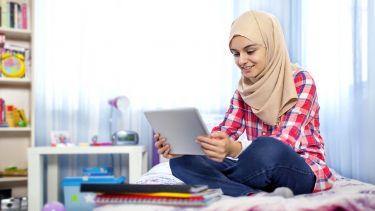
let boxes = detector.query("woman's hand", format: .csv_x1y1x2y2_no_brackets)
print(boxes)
196,131,242,162
154,133,181,159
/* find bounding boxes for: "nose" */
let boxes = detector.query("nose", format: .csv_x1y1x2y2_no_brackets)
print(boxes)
238,53,247,66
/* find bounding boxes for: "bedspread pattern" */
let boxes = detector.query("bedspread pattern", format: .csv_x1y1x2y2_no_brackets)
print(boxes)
95,163,375,211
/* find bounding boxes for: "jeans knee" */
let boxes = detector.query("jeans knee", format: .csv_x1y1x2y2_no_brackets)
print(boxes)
170,155,206,172
249,137,293,166
170,155,191,169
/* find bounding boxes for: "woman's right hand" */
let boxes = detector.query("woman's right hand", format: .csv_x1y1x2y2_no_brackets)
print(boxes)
154,133,180,159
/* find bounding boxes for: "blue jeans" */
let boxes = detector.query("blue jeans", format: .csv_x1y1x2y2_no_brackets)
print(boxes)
170,137,316,196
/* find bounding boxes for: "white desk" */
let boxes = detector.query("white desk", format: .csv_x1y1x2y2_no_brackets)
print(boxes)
27,145,148,211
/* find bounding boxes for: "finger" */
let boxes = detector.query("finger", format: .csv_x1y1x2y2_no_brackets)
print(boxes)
196,136,218,146
198,141,222,152
155,138,166,148
155,141,160,148
155,138,168,148
197,135,211,141
157,143,170,154
203,148,219,158
163,145,171,158
204,149,225,161
154,133,160,141
157,147,166,155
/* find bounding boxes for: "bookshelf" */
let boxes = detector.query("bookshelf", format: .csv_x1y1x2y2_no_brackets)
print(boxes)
0,0,33,198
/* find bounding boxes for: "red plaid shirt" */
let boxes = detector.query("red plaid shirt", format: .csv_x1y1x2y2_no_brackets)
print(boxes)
212,69,335,192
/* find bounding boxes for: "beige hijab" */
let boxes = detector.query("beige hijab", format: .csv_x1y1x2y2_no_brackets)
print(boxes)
229,10,298,126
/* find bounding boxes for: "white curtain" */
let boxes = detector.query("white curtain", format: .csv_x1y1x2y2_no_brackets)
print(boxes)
34,0,235,177
303,0,375,184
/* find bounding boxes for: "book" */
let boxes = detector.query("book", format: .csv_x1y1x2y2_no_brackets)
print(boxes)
129,188,223,199
80,184,208,194
94,188,223,207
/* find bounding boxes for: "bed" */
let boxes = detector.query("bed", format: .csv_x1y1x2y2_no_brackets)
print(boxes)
94,161,375,211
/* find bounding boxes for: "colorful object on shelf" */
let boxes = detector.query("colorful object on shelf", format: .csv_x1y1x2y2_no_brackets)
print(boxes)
82,167,113,176
1,52,26,78
0,166,27,177
17,109,28,126
5,105,16,127
50,131,74,147
17,120,27,127
42,201,65,211
0,98,6,127
90,142,113,146
0,99,28,128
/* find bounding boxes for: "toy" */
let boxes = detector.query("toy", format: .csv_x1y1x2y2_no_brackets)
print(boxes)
50,131,74,147
1,52,26,78
42,201,65,211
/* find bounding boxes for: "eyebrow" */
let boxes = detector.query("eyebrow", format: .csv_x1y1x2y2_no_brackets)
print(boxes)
230,44,258,52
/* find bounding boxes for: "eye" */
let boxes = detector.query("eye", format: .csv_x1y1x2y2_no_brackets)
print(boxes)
247,49,256,55
231,51,239,57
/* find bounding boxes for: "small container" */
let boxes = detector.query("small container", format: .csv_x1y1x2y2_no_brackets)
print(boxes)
82,167,113,176
63,176,126,211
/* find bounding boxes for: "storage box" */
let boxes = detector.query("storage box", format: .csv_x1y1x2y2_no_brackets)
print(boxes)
63,176,125,211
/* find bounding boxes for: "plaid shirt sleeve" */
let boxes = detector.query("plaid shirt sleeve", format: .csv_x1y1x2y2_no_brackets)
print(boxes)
211,90,246,141
270,70,335,192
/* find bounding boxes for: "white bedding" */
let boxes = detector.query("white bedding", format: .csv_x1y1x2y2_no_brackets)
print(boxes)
95,162,375,211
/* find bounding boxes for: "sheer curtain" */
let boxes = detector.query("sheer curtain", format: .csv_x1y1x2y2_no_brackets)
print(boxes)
34,0,234,177
303,0,375,184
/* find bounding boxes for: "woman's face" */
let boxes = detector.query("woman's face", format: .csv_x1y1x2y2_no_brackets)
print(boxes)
230,36,267,79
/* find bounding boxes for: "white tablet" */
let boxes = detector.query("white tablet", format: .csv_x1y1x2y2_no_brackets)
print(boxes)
144,108,210,155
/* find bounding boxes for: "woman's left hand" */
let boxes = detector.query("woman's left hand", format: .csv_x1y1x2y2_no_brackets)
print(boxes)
196,131,241,162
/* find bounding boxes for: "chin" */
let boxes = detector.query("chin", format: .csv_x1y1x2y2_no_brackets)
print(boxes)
243,73,256,79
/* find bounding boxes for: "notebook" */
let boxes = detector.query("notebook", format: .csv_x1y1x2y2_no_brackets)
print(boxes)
94,188,223,207
80,184,208,194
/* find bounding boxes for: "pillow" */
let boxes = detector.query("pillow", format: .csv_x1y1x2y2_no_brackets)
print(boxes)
136,161,184,185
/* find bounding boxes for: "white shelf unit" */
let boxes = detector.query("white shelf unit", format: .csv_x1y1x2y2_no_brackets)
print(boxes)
0,177,28,183
0,0,34,198
0,77,31,86
28,146,148,211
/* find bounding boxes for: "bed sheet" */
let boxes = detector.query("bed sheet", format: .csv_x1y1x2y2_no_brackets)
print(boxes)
94,162,375,211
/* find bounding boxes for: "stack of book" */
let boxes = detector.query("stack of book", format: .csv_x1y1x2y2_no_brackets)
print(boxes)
80,184,222,207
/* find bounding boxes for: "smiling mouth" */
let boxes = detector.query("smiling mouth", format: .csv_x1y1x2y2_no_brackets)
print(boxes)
242,65,255,72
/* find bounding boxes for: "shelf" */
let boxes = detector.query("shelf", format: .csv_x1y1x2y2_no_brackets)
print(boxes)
29,145,146,155
0,78,31,86
0,27,31,40
0,127,31,132
0,177,27,183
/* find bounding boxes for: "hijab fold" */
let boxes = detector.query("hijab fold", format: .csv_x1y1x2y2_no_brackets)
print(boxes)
229,11,298,126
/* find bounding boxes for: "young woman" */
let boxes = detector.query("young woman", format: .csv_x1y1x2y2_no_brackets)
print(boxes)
154,10,335,197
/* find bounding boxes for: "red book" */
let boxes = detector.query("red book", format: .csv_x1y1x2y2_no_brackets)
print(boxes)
0,98,5,125
21,3,28,29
